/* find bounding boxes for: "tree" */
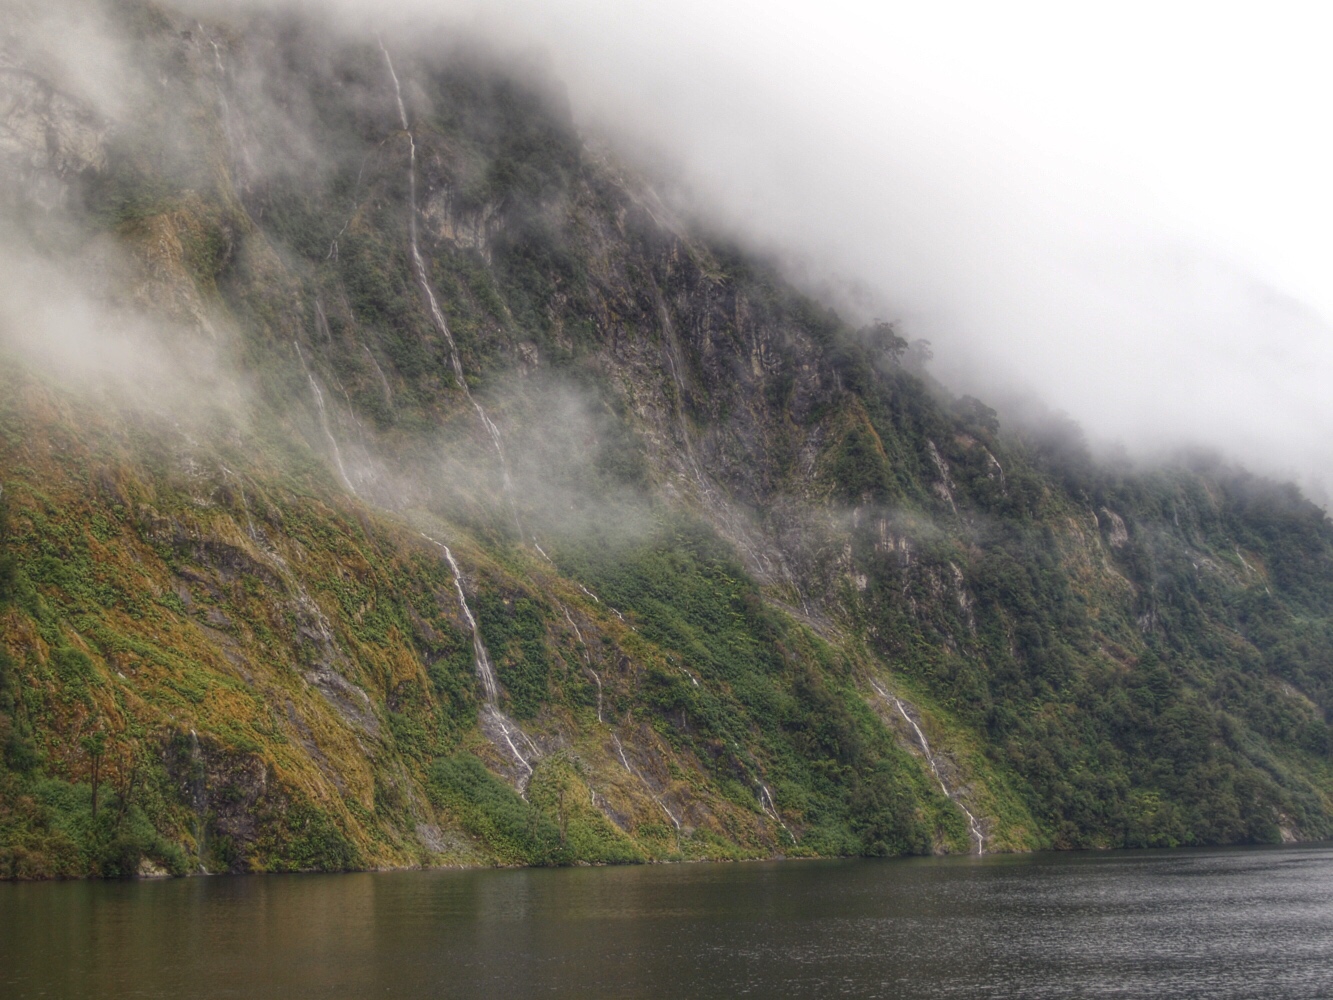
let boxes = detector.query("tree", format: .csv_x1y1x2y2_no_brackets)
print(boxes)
81,731,108,818
862,320,907,365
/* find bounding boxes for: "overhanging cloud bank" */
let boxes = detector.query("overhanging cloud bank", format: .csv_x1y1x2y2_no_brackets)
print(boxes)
17,0,1333,499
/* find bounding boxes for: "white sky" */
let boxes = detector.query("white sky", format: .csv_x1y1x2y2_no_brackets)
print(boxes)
412,0,1333,493
259,0,1333,495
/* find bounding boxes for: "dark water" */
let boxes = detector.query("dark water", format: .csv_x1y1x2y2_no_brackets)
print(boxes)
3,845,1333,999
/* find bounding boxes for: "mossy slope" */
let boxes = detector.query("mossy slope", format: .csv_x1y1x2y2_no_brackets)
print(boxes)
1,0,1332,876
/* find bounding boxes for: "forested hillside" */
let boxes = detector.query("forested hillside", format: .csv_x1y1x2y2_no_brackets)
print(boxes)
1,0,1330,878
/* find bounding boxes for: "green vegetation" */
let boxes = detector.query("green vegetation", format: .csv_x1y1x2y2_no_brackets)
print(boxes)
1,2,1331,879
0,492,192,878
476,590,552,720
557,514,967,857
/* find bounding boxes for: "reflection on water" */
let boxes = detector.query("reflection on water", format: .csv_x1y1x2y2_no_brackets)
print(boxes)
3,845,1333,998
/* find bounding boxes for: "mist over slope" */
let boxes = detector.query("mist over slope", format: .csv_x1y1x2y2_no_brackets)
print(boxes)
1,0,1332,877
294,0,1333,501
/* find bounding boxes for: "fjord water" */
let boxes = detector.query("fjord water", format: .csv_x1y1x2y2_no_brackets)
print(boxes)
3,846,1331,999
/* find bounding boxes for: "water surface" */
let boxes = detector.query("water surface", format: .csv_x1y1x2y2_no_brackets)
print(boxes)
3,844,1332,998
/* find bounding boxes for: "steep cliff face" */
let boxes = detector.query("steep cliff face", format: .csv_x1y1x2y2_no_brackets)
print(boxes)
1,1,1331,877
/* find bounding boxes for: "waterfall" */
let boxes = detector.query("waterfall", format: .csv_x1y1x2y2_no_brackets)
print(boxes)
294,341,356,495
377,40,520,532
313,302,377,452
219,465,349,682
560,603,604,724
219,466,339,652
198,26,235,160
573,581,631,626
187,729,209,874
561,592,694,836
434,537,498,702
362,343,394,412
611,731,681,832
759,782,795,843
871,679,985,854
554,585,684,832
562,599,682,835
197,26,259,193
536,541,633,630
218,465,260,542
482,704,538,793
420,532,538,791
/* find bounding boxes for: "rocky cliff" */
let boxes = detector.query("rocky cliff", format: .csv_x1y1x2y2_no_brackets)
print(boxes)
1,0,1331,877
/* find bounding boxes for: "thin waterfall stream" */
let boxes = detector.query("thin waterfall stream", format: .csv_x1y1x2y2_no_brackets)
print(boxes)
561,599,684,834
560,603,604,724
871,679,985,854
378,40,521,532
374,39,547,794
420,533,538,792
294,341,356,495
187,729,208,873
759,782,795,843
610,731,682,833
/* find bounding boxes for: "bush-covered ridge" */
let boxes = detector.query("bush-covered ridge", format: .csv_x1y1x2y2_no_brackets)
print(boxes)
0,0,1330,876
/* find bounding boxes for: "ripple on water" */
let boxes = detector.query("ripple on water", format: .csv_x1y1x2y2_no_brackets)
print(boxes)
3,845,1333,999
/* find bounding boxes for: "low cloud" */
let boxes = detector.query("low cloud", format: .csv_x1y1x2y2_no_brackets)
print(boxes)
345,0,1333,499
11,0,1333,502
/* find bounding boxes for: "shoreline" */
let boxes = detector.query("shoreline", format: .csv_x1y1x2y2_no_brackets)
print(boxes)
7,836,1327,884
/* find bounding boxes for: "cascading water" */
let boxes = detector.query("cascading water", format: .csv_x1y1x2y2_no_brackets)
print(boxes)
376,40,564,791
219,465,259,542
199,27,232,149
572,581,631,627
674,661,701,688
759,782,795,843
559,598,683,832
218,466,344,661
433,536,498,702
312,302,377,452
362,343,394,412
378,40,521,532
534,540,634,630
197,26,259,192
870,679,985,854
420,532,538,791
610,731,681,832
187,729,209,873
560,603,604,724
294,341,356,495
652,291,809,611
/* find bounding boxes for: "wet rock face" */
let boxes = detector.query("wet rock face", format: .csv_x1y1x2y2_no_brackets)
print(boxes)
162,730,272,873
0,56,107,212
1,1,1331,878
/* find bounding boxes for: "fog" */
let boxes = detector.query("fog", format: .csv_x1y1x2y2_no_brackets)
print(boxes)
7,0,1333,501
360,0,1333,499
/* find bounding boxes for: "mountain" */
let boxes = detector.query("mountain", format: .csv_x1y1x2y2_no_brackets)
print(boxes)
1,0,1331,878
